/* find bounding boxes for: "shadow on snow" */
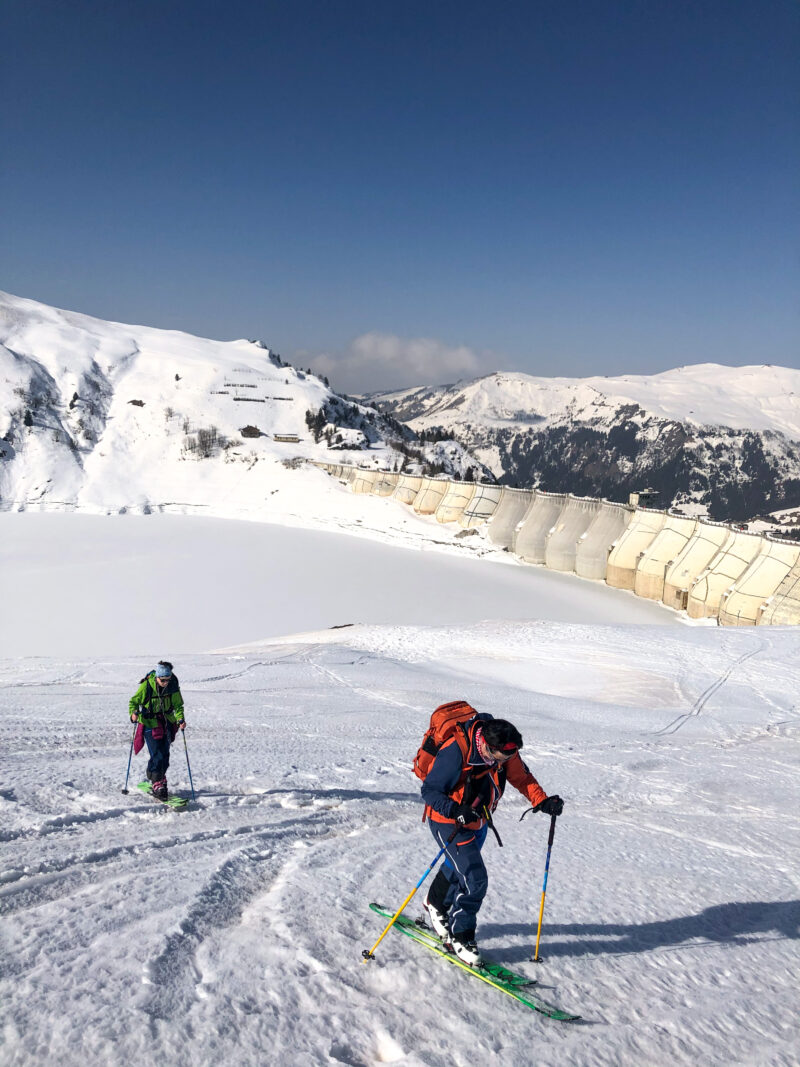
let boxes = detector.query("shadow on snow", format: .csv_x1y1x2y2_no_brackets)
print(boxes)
484,899,800,960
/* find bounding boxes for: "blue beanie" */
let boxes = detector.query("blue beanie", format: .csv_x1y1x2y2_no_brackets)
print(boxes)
155,662,172,678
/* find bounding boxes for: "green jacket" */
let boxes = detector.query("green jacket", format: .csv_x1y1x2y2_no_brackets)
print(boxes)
129,672,185,728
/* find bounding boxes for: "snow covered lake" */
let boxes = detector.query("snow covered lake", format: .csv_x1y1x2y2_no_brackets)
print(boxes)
1,513,798,1067
0,513,676,658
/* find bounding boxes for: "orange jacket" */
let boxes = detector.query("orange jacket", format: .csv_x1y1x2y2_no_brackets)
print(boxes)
420,717,547,829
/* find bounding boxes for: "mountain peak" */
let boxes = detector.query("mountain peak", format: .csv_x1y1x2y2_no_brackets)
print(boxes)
370,365,800,522
0,292,483,514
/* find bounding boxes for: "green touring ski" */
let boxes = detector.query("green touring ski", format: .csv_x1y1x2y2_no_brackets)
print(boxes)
136,781,189,809
368,903,580,1022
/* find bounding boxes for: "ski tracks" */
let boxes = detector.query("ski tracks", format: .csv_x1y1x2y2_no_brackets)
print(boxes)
139,805,384,1023
308,655,420,713
655,638,766,737
141,840,287,1018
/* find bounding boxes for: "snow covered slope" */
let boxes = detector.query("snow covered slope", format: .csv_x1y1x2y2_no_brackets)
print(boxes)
1,476,797,1067
0,291,483,517
369,368,800,521
1,622,798,1067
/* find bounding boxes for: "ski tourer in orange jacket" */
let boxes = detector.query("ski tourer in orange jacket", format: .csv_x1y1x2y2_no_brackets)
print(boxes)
420,712,563,966
421,712,553,830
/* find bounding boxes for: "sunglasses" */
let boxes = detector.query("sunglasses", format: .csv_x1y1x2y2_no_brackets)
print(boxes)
485,741,518,761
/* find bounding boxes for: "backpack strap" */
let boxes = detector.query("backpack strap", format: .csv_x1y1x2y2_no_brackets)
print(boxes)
455,717,475,759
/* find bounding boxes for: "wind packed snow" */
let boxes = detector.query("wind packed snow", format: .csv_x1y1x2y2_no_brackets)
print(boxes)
1,515,799,1067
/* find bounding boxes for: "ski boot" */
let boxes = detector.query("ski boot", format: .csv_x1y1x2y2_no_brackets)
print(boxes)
423,895,450,940
449,928,482,967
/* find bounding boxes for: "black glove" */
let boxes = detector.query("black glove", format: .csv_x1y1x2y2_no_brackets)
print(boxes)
536,795,564,817
453,803,478,827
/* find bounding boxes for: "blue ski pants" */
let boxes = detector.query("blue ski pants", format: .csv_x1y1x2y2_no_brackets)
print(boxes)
429,821,489,935
144,728,171,781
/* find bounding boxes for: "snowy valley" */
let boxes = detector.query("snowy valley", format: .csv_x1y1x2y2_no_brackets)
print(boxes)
4,291,800,530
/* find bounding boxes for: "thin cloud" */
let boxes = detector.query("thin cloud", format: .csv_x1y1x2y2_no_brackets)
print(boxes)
308,331,495,394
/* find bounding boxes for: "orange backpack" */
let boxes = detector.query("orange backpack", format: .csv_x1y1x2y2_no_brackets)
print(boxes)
412,700,478,781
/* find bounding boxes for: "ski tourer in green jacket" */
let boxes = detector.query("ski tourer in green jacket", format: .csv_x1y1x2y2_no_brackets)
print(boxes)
129,669,185,728
128,662,186,799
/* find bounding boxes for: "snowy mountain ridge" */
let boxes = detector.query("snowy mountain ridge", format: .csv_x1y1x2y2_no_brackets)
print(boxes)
0,291,481,516
369,365,800,437
5,290,800,525
368,368,800,521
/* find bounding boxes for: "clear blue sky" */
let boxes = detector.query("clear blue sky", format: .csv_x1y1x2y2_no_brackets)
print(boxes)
3,0,798,391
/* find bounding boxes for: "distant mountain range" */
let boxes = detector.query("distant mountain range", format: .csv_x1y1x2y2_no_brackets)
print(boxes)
3,291,799,524
366,367,800,522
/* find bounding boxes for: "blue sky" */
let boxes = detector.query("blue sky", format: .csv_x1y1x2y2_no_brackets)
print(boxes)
3,0,798,391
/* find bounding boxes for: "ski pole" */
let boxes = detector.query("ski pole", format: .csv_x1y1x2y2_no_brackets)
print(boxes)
482,804,503,847
121,721,137,794
181,728,196,801
362,828,458,962
533,812,558,962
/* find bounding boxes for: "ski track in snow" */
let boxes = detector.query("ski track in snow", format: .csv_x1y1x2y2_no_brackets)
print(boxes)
655,636,767,737
1,629,799,1066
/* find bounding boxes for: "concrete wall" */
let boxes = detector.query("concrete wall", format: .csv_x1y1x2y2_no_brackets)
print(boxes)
663,523,731,612
513,493,568,564
460,484,503,528
486,488,536,548
413,477,449,515
575,502,633,581
393,474,423,506
606,509,667,590
436,481,477,524
686,531,762,619
719,541,800,626
317,463,800,626
634,516,698,601
351,470,380,494
371,472,399,497
545,497,602,572
760,558,800,625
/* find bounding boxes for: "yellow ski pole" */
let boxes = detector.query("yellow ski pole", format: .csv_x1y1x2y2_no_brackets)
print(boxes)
362,828,458,962
533,813,558,962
